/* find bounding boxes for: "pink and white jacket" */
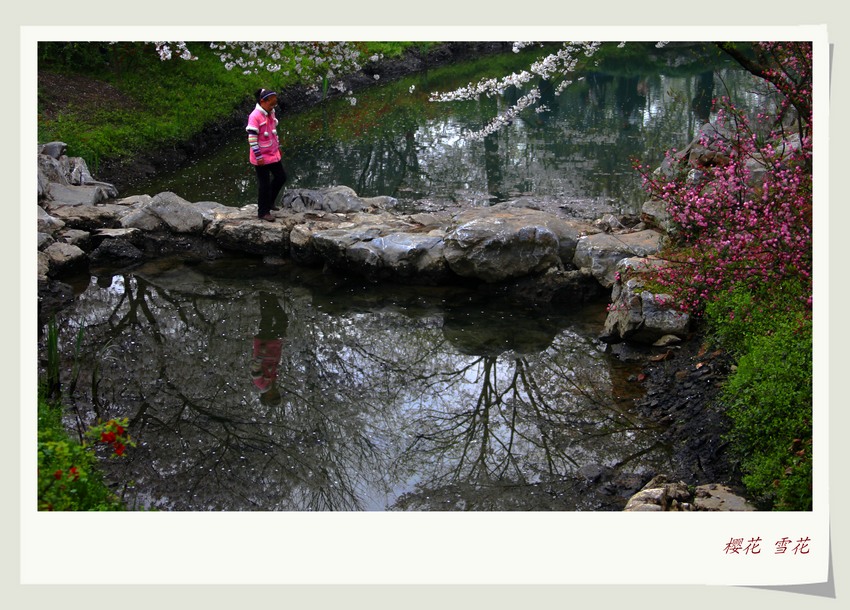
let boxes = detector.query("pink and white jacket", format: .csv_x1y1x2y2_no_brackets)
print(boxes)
246,104,282,165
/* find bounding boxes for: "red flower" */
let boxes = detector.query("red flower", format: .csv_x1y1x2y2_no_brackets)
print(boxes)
114,443,126,456
116,425,125,436
101,431,117,443
54,470,63,480
69,466,80,481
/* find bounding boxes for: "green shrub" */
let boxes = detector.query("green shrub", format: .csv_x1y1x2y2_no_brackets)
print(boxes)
37,394,126,511
705,282,813,510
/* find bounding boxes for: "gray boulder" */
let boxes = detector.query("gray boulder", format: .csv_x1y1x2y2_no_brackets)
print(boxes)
46,182,112,206
89,237,144,265
193,200,234,222
623,475,694,512
121,209,166,232
443,204,587,283
655,123,724,179
311,226,384,268
281,186,386,214
57,229,91,250
601,277,645,342
639,291,691,339
66,157,95,185
121,192,206,234
572,229,666,288
37,251,50,282
640,200,674,233
46,201,132,231
39,142,68,159
308,214,451,282
206,216,290,256
38,143,119,202
371,233,448,280
63,157,119,197
289,222,330,266
445,223,559,282
600,257,690,345
349,233,449,282
37,232,55,251
38,154,69,187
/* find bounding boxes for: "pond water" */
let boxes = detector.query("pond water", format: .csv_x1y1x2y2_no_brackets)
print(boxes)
43,44,775,511
123,42,774,216
51,257,664,511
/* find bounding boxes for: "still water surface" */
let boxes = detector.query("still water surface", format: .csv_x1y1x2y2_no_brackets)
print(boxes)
125,43,772,215
46,45,773,510
55,257,662,510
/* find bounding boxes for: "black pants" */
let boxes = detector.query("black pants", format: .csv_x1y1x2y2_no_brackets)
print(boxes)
255,161,287,217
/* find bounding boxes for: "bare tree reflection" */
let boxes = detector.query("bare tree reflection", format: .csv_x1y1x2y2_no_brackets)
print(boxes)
44,261,664,511
390,324,663,510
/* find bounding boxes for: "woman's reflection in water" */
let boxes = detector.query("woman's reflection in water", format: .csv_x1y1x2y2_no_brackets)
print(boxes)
250,291,289,406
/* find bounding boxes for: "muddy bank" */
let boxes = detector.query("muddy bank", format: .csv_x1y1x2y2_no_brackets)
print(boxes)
628,334,743,492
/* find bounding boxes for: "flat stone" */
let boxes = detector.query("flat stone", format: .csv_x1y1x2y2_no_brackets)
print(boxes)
206,217,290,256
58,229,91,248
624,502,663,512
48,202,131,231
653,334,683,347
37,206,65,233
46,182,111,206
693,484,756,511
44,241,86,275
95,227,143,239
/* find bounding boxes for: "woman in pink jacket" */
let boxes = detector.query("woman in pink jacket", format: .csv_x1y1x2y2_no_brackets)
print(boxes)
247,88,287,221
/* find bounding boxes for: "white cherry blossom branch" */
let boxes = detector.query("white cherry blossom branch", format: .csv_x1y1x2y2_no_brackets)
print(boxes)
429,41,601,140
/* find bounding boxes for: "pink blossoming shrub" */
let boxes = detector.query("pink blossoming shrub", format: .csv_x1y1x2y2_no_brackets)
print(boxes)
639,99,812,314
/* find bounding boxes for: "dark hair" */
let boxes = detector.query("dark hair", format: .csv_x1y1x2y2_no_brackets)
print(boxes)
255,88,278,103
